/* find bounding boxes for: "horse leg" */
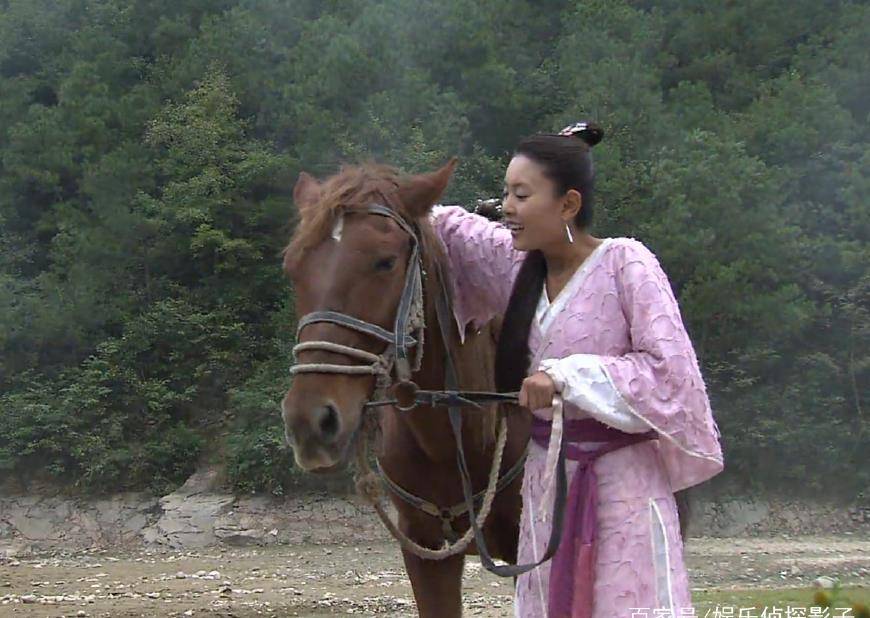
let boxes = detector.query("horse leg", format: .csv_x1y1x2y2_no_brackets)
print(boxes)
401,549,465,618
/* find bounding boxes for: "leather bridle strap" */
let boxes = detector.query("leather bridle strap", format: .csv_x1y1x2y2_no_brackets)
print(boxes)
431,255,569,577
289,203,424,386
289,202,569,576
295,312,414,347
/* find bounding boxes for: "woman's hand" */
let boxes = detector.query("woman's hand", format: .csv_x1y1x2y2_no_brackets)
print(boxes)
518,371,558,411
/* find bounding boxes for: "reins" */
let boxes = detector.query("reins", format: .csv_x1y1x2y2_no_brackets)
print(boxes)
289,203,568,574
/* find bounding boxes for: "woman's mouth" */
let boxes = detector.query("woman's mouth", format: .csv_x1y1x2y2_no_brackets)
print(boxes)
504,220,524,234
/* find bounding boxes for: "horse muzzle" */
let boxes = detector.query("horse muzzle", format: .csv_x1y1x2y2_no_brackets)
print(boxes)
282,394,360,471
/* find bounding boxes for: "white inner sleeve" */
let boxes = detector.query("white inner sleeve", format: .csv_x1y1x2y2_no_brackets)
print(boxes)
539,353,650,434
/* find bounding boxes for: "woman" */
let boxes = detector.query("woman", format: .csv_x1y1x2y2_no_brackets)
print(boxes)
430,123,724,618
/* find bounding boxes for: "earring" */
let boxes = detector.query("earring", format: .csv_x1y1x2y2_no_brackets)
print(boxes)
565,223,574,244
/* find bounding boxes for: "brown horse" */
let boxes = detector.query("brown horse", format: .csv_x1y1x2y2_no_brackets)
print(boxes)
280,159,530,617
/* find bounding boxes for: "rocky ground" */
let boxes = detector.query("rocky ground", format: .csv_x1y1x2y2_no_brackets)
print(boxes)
1,535,868,617
1,480,867,616
2,475,867,553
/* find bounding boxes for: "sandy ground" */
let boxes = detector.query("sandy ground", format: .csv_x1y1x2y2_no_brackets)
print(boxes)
1,534,868,617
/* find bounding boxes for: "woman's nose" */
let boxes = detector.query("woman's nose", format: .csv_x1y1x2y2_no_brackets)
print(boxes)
502,196,516,216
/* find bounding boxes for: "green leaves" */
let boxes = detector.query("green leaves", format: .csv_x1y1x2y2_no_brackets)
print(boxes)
0,0,866,496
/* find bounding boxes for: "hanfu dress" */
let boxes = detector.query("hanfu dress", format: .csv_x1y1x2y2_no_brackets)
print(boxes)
430,205,724,618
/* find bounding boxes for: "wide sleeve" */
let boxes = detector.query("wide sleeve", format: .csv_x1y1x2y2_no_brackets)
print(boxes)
429,205,525,341
603,240,723,490
540,240,723,491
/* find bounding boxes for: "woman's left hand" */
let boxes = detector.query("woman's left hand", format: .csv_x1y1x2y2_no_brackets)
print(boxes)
518,371,558,411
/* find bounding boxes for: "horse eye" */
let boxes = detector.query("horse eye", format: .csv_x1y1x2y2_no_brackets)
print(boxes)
374,256,397,272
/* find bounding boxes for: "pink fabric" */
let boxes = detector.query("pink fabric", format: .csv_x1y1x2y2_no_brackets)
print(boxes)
430,206,724,617
596,249,723,491
531,417,656,618
430,206,526,337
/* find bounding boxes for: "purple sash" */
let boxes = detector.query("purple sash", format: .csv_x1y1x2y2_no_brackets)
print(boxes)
531,417,655,618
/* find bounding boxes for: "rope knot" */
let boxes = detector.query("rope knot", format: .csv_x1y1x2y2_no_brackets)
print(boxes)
355,472,382,502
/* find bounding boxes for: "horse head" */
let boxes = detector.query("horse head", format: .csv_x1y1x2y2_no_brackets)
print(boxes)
280,159,457,471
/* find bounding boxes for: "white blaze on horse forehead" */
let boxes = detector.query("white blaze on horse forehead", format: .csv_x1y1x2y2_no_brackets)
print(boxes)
331,212,345,242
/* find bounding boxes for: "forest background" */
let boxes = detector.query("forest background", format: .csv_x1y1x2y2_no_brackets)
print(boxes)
1,0,867,501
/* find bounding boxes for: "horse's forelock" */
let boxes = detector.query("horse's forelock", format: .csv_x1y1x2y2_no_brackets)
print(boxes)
285,163,409,265
284,161,453,314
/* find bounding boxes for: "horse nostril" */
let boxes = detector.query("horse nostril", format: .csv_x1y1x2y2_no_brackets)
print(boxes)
316,404,341,442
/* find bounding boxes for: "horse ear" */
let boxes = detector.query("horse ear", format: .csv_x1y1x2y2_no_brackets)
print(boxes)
293,171,321,216
397,157,458,217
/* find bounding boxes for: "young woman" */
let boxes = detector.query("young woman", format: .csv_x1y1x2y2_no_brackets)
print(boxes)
430,123,724,618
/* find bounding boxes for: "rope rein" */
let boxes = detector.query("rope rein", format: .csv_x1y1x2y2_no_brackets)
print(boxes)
354,415,509,559
288,202,538,564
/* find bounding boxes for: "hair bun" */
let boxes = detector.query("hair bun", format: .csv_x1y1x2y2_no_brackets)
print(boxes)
558,122,604,147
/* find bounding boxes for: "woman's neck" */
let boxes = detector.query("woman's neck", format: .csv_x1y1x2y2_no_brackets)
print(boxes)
542,231,603,277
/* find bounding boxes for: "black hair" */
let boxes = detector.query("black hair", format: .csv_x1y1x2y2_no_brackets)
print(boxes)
494,123,603,394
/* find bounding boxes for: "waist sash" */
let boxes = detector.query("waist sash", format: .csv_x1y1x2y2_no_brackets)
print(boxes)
531,416,655,618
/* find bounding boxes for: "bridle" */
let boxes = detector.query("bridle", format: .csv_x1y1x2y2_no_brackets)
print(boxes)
287,201,568,577
289,202,519,411
289,202,426,403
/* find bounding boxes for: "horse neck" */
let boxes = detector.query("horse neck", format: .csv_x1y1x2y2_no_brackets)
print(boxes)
386,231,490,464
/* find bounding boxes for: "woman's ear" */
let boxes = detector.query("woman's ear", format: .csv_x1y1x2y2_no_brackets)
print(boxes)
293,171,321,218
396,157,458,217
562,189,582,222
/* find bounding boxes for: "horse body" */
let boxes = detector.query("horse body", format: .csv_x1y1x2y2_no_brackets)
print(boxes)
281,160,529,616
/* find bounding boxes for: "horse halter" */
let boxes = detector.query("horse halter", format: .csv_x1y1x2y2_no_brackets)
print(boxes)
286,200,562,575
289,203,426,403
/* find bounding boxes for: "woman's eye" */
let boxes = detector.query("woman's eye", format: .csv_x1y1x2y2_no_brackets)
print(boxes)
516,194,529,200
374,257,397,272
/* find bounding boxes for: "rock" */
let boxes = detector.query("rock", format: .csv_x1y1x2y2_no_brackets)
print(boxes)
814,576,836,589
0,494,159,551
21,594,37,603
174,466,226,496
713,499,770,536
138,468,235,549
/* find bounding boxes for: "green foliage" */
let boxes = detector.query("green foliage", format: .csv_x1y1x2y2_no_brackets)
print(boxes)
224,326,296,496
226,420,297,496
0,0,866,496
0,298,243,492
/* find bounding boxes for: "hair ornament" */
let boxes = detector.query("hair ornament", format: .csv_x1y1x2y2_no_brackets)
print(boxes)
558,121,604,147
558,122,589,137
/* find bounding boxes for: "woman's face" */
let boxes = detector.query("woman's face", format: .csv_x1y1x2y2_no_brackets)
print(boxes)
502,154,567,252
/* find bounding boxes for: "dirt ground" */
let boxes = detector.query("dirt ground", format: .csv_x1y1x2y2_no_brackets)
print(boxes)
1,534,868,617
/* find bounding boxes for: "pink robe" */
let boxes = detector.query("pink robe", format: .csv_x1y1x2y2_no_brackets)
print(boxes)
430,206,724,618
